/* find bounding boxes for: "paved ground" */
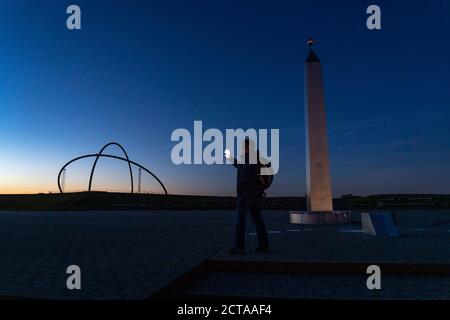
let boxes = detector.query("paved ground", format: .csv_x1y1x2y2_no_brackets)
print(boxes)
0,209,448,299
0,211,232,299
213,223,450,263
213,209,450,263
187,272,450,300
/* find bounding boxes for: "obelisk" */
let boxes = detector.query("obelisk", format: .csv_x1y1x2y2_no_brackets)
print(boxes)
304,39,333,212
289,39,350,224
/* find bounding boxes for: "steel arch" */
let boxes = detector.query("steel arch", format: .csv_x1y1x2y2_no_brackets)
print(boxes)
57,144,168,195
88,142,134,193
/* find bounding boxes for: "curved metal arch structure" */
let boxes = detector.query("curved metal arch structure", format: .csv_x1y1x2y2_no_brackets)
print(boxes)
57,143,168,195
88,142,134,193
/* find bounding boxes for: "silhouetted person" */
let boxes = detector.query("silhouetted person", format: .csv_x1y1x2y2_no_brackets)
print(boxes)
225,139,269,254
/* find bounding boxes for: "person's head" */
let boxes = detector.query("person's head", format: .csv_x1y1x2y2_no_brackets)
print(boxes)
240,138,259,164
241,138,255,155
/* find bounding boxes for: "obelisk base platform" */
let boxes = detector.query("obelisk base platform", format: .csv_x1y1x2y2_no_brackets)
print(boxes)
289,211,351,225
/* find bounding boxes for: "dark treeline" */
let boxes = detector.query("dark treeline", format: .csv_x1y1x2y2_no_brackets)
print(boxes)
0,192,449,211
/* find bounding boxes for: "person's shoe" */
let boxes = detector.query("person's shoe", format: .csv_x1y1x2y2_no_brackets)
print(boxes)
254,246,270,254
228,247,245,255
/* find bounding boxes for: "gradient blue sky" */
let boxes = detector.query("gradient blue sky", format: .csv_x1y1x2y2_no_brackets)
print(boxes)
1,0,449,196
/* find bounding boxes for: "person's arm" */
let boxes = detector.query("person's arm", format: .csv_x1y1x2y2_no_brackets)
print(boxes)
224,149,239,168
232,157,239,168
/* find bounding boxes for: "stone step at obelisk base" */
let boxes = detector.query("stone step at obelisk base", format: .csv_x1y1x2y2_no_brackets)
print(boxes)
289,39,351,225
289,210,351,224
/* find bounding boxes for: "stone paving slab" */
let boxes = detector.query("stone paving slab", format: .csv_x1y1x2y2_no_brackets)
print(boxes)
186,272,450,300
0,211,233,299
0,209,448,299
212,209,450,264
212,226,450,264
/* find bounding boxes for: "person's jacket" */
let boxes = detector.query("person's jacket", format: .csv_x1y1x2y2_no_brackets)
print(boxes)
232,153,262,197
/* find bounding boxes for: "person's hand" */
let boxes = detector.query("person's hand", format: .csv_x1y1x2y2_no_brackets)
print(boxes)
224,149,232,160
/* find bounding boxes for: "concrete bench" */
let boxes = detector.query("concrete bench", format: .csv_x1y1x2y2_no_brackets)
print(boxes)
361,212,399,237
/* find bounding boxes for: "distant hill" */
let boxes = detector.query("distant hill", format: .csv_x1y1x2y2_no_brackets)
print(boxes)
334,194,450,209
0,192,449,211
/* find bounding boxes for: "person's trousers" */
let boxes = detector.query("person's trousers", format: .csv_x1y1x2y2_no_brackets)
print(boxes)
233,194,269,250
